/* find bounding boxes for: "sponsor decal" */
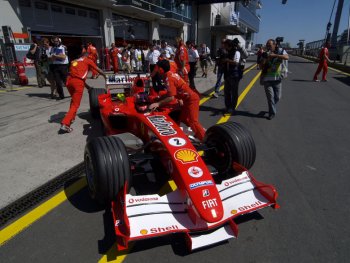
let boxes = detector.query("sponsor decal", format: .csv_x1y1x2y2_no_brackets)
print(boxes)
238,201,264,212
115,220,121,226
147,116,177,136
189,180,214,190
224,175,249,187
168,137,186,147
202,198,218,209
140,229,148,235
211,209,217,218
188,166,203,178
175,149,199,164
202,189,210,197
114,108,120,112
140,225,179,235
231,209,238,215
72,61,78,67
107,74,146,84
128,196,159,204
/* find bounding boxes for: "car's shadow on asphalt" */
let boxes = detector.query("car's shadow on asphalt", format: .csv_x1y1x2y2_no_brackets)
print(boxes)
78,111,104,141
334,76,350,86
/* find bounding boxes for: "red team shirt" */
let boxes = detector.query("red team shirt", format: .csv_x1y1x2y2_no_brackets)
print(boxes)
69,57,98,80
164,71,197,101
175,44,190,71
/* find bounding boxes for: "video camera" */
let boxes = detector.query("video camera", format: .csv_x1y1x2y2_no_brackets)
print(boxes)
275,37,284,47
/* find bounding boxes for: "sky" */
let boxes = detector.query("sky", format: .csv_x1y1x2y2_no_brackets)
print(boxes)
256,0,350,47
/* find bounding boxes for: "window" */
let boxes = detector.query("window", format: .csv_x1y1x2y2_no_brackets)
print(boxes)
19,0,31,7
35,1,48,10
65,7,76,15
51,5,62,12
89,12,98,19
78,10,87,17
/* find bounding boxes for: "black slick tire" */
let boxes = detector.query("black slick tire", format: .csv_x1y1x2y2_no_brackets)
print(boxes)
204,122,256,174
84,136,131,206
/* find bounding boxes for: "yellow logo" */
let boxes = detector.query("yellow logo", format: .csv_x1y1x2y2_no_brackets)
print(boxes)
231,209,238,215
140,229,148,235
72,61,78,67
175,149,199,164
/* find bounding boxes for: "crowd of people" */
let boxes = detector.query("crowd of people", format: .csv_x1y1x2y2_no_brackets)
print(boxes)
27,34,291,135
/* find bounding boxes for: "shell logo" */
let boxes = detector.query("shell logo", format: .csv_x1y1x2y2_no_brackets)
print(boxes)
231,209,238,215
174,149,199,164
72,61,78,67
140,229,148,235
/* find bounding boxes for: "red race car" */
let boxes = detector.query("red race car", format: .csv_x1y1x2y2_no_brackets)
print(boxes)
84,73,279,251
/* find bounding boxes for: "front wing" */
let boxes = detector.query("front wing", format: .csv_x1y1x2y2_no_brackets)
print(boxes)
112,168,279,251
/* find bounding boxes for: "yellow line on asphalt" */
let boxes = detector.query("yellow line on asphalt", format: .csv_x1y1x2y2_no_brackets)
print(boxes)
0,177,86,246
98,245,131,263
217,71,262,124
199,64,257,105
0,86,34,93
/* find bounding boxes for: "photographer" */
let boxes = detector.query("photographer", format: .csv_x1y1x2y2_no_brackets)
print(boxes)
28,40,46,87
260,38,289,120
222,39,242,114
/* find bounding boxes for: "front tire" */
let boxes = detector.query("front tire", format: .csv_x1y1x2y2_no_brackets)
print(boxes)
84,136,131,206
204,122,256,174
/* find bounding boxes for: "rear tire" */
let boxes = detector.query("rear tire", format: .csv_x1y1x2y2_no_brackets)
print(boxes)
89,88,106,119
84,136,131,206
204,122,256,174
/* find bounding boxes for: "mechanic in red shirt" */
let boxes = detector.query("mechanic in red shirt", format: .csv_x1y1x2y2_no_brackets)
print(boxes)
109,43,119,74
59,52,106,133
175,37,190,84
313,41,331,82
149,60,205,141
87,42,99,78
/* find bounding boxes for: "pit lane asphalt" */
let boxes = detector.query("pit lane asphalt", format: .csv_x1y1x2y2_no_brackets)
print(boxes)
1,56,350,262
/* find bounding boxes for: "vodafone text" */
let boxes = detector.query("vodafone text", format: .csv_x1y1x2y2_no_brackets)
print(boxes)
224,175,249,187
147,116,177,136
128,196,158,204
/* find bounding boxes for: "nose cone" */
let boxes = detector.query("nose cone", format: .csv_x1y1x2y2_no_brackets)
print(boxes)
196,197,224,223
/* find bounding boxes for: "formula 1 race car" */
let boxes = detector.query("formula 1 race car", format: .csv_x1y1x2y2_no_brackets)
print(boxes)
84,74,279,251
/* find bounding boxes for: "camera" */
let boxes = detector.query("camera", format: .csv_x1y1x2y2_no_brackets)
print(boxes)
261,51,270,59
276,37,284,46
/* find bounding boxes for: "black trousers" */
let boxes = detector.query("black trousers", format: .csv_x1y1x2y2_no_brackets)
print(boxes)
224,76,240,110
189,62,197,88
52,64,68,98
149,64,162,90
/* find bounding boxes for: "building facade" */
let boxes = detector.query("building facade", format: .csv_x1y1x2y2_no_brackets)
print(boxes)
196,0,261,53
0,0,192,57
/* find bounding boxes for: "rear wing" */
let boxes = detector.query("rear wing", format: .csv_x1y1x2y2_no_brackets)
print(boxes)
105,73,151,94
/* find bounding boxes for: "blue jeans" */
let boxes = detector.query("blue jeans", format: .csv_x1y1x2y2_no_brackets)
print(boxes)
214,70,224,93
264,81,282,115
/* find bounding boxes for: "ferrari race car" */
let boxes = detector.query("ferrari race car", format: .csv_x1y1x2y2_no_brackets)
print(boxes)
84,73,279,251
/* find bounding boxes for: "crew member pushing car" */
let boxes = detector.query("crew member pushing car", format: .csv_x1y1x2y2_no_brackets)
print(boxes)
149,60,205,141
59,52,106,134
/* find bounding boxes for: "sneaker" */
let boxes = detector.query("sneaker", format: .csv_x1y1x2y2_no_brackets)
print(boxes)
58,125,73,134
212,92,219,98
267,114,275,120
313,79,320,82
